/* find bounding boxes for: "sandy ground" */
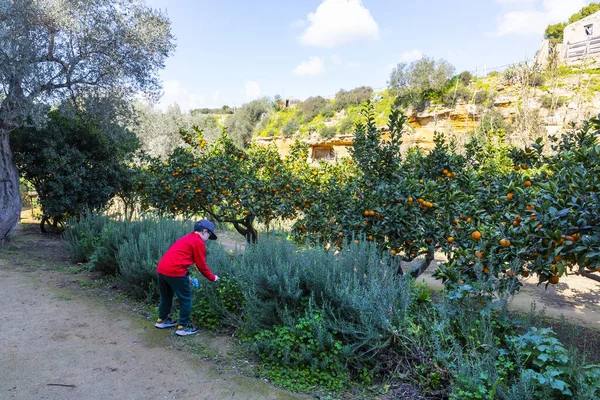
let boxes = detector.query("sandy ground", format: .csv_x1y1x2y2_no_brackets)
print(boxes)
415,258,600,329
0,223,308,400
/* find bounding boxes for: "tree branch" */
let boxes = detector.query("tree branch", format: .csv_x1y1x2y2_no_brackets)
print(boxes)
574,269,600,283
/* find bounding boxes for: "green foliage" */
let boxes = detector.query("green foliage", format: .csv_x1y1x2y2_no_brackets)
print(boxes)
477,109,511,136
11,110,140,226
298,96,329,123
63,212,109,263
250,310,348,392
544,3,600,44
442,86,472,106
388,55,455,110
226,97,273,147
459,71,473,86
281,118,300,137
351,101,405,182
540,94,567,109
319,125,337,139
544,23,567,43
334,86,374,110
568,3,600,24
337,117,355,135
503,327,600,399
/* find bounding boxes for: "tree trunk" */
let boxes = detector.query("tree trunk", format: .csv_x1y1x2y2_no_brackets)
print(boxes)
232,215,258,244
0,128,21,245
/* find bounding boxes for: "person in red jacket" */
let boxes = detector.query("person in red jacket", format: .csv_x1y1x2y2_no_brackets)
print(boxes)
155,219,220,336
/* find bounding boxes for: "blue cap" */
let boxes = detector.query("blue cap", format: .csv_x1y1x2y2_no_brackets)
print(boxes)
194,219,217,240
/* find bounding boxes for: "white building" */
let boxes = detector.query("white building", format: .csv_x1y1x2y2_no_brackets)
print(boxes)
563,11,600,62
535,11,600,67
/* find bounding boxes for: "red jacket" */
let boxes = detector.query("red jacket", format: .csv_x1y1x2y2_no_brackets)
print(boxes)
157,232,217,281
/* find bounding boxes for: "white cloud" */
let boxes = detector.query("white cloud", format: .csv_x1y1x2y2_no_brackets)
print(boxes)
494,0,588,36
245,81,261,99
298,0,379,47
293,56,325,76
157,80,205,111
398,49,423,63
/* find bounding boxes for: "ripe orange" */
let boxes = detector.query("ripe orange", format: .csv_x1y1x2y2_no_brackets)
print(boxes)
526,204,535,210
475,250,485,259
500,238,511,247
513,165,520,171
524,180,532,187
471,231,482,240
407,197,413,203
565,235,574,242
548,275,559,284
447,236,454,243
483,267,490,274
390,249,397,255
338,232,344,237
507,193,514,200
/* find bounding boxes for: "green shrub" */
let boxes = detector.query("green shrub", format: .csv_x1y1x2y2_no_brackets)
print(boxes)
250,308,349,392
529,74,545,87
319,125,337,139
442,87,472,106
298,96,328,123
540,94,567,109
473,91,488,105
117,217,191,300
281,119,300,137
334,86,373,110
337,117,355,135
64,212,109,262
504,327,600,399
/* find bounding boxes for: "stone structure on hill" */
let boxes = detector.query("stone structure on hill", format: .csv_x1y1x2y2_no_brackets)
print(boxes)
536,11,600,68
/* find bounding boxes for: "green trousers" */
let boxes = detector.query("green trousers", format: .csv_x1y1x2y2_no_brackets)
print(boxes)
157,273,192,326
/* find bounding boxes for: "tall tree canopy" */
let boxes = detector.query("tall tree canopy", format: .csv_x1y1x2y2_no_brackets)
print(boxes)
0,0,175,243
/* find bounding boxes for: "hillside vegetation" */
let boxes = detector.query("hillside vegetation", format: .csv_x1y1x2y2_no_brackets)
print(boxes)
250,62,600,150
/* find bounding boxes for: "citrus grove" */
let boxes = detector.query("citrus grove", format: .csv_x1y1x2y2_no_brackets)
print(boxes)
145,102,600,298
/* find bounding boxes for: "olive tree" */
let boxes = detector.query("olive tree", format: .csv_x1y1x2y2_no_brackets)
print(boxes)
0,0,174,244
388,56,455,111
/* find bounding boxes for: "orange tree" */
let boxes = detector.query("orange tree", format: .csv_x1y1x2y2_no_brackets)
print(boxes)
290,103,600,298
143,127,302,242
291,103,471,278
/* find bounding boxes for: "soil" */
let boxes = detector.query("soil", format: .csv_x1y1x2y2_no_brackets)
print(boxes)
0,219,308,400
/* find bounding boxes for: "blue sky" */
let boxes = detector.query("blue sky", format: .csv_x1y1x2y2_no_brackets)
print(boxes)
145,0,592,111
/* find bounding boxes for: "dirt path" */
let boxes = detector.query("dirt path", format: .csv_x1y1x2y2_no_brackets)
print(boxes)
417,258,600,329
0,224,307,400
